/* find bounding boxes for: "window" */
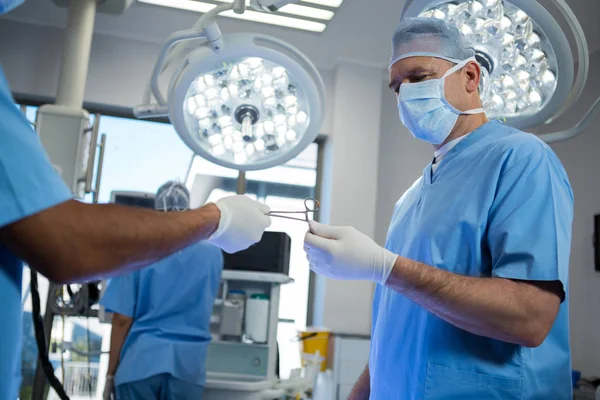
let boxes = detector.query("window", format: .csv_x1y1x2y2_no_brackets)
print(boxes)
94,116,195,202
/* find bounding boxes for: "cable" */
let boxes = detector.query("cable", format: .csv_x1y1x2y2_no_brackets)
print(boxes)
30,271,71,400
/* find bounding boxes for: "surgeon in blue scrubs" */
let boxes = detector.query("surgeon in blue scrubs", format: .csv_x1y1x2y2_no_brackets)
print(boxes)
100,181,223,400
0,3,270,398
304,18,573,400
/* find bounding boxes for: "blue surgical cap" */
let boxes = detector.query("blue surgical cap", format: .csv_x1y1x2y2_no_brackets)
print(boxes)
155,181,190,211
389,17,475,70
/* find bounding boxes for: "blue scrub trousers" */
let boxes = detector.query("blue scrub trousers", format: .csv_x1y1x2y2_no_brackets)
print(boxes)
116,374,204,400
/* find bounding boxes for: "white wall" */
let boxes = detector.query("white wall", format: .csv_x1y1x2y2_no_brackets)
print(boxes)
315,62,385,335
375,49,600,375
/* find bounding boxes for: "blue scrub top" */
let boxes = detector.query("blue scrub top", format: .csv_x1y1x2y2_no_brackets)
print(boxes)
100,241,224,387
370,121,573,400
0,66,73,398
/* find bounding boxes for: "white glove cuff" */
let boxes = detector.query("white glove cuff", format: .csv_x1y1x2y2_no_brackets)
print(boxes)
378,248,399,285
207,201,231,244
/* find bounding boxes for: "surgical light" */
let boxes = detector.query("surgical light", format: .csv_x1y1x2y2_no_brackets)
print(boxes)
135,1,325,171
401,0,593,133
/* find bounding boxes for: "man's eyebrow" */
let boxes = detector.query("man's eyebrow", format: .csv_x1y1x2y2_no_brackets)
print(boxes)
388,67,431,89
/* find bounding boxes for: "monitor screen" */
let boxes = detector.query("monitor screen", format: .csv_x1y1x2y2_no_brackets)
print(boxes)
112,193,155,209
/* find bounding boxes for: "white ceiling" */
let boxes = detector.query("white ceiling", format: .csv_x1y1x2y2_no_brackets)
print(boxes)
1,0,599,71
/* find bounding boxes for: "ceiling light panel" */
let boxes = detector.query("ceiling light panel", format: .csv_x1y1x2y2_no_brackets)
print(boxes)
300,0,343,7
138,0,341,32
213,0,334,20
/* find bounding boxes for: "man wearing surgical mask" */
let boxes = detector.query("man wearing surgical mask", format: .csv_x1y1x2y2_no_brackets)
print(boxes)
0,1,271,397
304,17,573,399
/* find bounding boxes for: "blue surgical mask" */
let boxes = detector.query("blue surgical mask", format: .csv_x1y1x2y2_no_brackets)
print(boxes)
397,57,485,145
0,0,25,14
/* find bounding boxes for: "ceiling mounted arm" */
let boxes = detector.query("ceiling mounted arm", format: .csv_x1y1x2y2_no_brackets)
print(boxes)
537,98,600,144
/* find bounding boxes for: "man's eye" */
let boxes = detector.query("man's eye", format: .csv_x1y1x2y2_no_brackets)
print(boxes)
413,75,428,82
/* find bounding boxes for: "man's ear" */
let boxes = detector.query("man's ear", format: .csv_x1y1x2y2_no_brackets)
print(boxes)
464,61,481,94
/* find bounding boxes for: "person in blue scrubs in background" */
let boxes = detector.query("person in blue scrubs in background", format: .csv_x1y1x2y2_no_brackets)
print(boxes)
304,18,573,400
0,2,271,398
101,181,223,400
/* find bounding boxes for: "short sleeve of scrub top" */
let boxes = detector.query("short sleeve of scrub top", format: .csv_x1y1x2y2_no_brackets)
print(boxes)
0,67,73,227
0,65,73,399
101,271,139,318
487,147,573,295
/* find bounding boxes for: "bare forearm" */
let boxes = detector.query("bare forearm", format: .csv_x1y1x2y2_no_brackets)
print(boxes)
348,364,370,400
107,314,133,376
0,199,220,282
386,256,561,347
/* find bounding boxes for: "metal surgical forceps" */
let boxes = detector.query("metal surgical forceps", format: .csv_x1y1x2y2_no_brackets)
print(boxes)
268,198,320,223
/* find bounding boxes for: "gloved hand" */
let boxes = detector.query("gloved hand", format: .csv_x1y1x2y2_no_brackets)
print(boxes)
208,195,272,253
103,375,115,400
304,221,398,285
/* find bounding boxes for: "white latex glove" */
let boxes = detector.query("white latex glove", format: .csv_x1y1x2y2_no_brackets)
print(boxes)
103,376,115,400
304,221,398,285
207,195,272,254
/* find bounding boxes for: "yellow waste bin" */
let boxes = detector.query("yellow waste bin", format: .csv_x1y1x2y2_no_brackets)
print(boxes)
298,328,331,372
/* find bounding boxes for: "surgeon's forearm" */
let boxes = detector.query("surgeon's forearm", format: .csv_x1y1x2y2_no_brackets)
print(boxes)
385,256,562,348
107,313,133,376
348,364,370,400
0,199,220,283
